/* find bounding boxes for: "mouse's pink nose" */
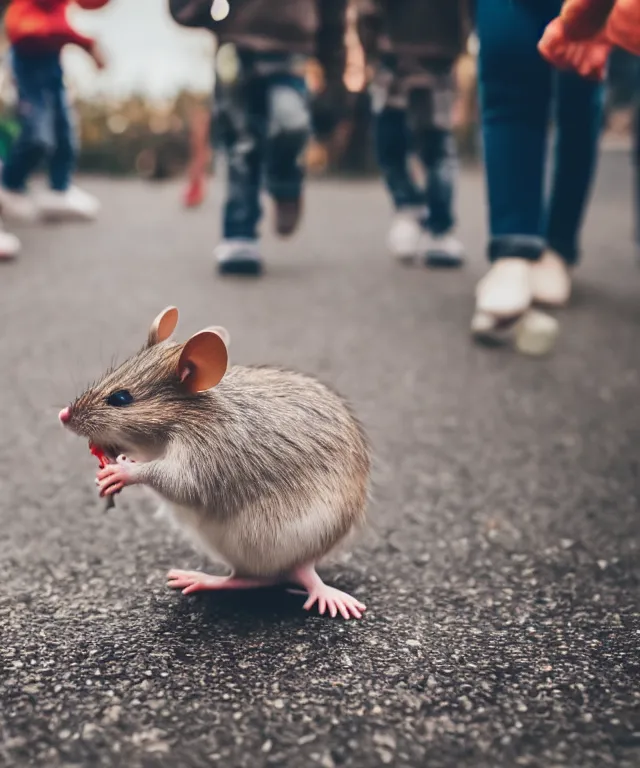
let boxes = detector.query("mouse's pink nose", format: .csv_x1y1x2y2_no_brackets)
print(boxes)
59,406,71,424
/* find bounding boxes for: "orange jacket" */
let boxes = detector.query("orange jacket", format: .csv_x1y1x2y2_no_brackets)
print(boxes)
4,0,109,53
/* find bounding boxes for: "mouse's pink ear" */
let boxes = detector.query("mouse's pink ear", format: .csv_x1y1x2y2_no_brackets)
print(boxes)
178,330,228,393
205,325,230,348
148,306,179,346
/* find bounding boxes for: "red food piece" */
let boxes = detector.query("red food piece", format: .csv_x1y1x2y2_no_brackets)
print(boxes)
89,443,117,508
89,442,109,468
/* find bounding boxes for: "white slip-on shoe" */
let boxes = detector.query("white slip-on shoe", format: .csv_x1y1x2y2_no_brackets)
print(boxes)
531,249,572,307
475,258,533,318
471,258,559,355
472,258,534,346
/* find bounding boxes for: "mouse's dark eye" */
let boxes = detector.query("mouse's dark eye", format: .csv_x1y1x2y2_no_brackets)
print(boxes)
106,390,133,407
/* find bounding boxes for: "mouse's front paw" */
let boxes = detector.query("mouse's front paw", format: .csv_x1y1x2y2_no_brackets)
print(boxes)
96,455,138,497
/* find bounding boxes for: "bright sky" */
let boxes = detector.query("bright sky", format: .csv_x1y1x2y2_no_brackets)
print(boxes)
63,0,216,100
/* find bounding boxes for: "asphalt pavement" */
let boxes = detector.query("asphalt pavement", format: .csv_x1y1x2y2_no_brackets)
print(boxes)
0,150,639,768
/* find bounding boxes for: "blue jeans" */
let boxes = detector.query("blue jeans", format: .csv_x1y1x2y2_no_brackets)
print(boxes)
2,49,76,192
214,50,310,240
371,55,456,235
631,57,640,251
477,0,604,264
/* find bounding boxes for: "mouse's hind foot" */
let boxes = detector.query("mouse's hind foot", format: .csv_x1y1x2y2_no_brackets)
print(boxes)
167,569,278,596
287,564,366,620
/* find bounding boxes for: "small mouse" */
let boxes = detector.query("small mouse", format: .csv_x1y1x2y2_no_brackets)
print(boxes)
59,307,370,619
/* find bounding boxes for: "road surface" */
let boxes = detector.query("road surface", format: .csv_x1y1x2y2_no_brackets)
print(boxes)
1,151,639,768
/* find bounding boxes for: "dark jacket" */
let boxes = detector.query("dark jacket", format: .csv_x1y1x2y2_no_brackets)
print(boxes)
356,0,471,64
169,0,347,85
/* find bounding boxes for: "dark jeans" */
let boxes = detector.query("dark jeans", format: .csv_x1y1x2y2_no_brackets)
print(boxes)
2,49,76,192
214,50,310,240
477,0,604,265
631,57,640,252
371,54,456,235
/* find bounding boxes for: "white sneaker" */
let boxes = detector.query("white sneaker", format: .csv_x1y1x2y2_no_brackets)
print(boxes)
0,219,20,259
38,186,100,222
422,230,465,268
475,258,533,319
531,249,571,307
214,239,263,276
0,186,38,223
387,208,426,263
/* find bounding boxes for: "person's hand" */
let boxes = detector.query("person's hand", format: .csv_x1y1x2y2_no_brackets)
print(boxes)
538,17,611,80
542,0,640,60
88,40,107,70
559,0,616,40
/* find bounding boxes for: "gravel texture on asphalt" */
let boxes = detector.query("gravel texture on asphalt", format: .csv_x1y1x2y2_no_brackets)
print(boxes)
1,152,639,767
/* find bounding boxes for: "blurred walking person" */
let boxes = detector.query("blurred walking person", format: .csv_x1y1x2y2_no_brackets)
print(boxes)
538,0,640,260
356,0,471,267
0,0,108,226
472,0,604,338
0,4,21,258
170,0,348,276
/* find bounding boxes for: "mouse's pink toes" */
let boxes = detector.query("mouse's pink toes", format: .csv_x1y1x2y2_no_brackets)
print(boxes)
301,585,366,620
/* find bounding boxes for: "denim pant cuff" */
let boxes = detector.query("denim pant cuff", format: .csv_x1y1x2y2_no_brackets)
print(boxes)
1,178,23,193
391,193,425,209
223,224,258,240
546,238,579,266
489,235,545,262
